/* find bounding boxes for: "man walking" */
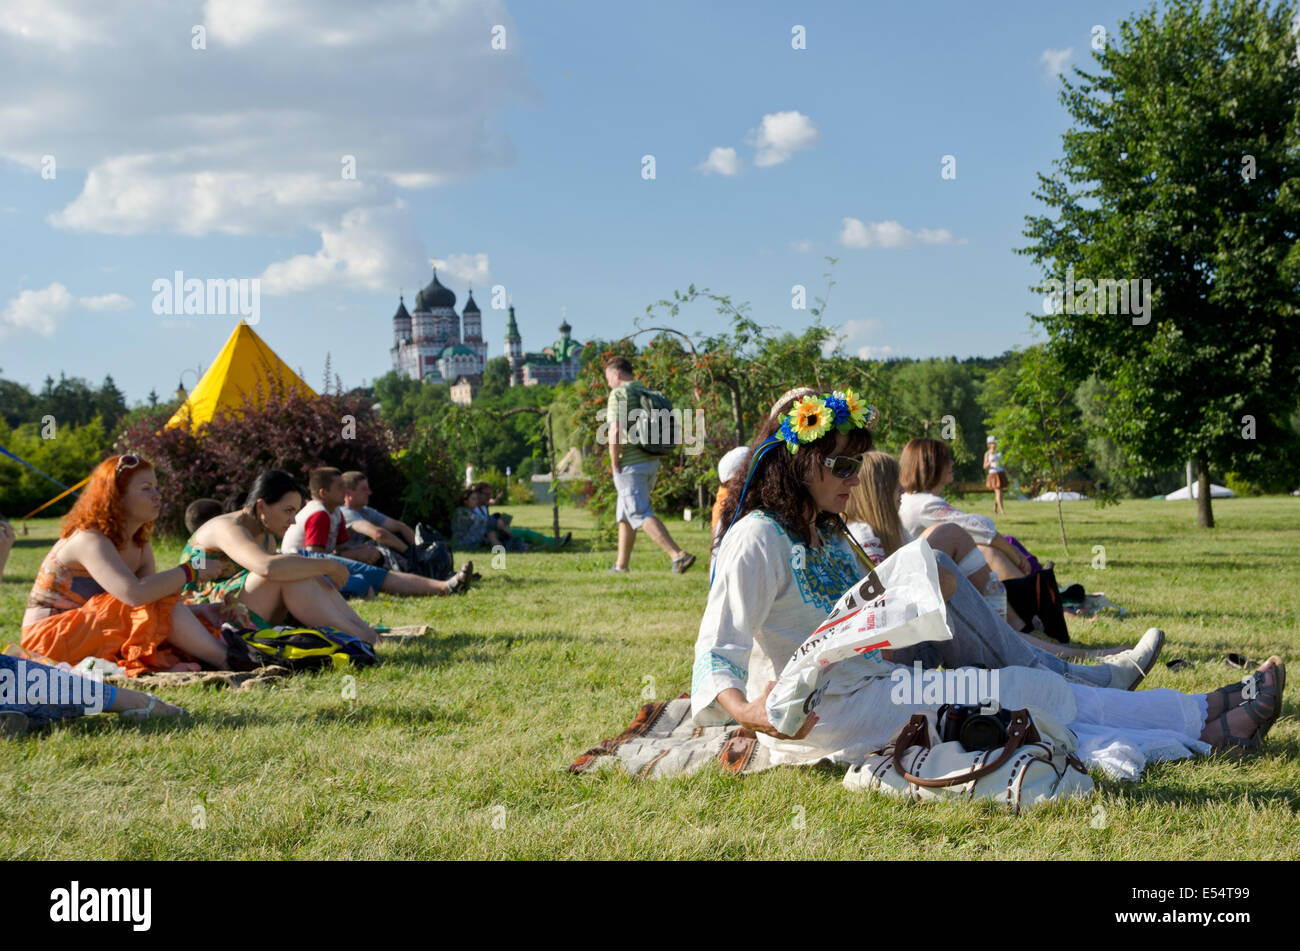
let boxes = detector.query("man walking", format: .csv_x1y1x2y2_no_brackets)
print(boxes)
604,356,695,574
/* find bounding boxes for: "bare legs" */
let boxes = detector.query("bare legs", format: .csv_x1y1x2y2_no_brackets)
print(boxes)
166,601,229,668
615,517,684,570
380,571,457,597
978,543,1027,580
992,485,1006,515
921,524,1027,631
242,574,381,645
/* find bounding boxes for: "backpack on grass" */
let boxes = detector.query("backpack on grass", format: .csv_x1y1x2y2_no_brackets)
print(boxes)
222,624,378,671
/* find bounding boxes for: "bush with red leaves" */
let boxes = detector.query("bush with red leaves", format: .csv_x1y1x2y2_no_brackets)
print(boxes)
115,377,460,538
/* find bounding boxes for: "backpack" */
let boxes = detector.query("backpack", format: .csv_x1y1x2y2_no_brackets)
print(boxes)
412,522,454,581
628,385,678,455
225,625,379,671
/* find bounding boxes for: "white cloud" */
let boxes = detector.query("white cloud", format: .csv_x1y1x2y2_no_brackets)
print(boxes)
78,293,132,311
259,202,427,295
1,283,138,340
1,283,74,339
790,238,814,253
857,345,898,360
749,111,819,167
1,0,531,296
839,217,960,249
431,253,492,289
1040,47,1073,78
698,146,740,176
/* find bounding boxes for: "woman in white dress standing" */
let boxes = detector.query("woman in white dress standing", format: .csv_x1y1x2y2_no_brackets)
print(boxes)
984,435,1008,515
694,389,1283,770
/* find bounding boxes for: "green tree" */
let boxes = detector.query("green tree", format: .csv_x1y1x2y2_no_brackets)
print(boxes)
1020,0,1300,527
880,358,985,478
480,356,512,399
984,346,1095,552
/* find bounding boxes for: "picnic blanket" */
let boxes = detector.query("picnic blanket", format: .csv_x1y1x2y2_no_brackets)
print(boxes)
569,695,776,777
104,665,292,692
573,690,1204,783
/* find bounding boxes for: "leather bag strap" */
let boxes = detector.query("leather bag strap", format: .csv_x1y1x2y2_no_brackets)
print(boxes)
894,709,1040,788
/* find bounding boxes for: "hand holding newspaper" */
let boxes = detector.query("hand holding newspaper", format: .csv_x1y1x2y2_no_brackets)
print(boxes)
766,538,952,736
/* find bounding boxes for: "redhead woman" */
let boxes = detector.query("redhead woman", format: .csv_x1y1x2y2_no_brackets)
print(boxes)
694,391,1283,771
21,455,230,675
181,469,384,645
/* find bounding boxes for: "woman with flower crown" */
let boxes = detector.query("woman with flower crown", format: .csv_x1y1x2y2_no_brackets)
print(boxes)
693,390,1284,768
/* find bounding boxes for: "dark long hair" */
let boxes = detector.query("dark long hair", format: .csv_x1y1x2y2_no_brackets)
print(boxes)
244,469,303,512
715,398,874,548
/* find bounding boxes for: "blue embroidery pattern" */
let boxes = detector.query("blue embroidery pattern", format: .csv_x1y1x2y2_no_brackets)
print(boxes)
692,650,748,695
752,512,859,614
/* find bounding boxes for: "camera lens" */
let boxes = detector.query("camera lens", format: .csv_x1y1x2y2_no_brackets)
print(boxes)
960,714,1008,751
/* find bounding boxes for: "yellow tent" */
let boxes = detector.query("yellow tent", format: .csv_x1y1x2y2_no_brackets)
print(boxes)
166,322,315,430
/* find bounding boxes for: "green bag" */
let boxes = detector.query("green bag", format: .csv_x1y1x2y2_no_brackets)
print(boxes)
631,387,678,455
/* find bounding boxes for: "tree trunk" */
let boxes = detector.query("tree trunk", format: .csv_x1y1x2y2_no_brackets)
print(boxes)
724,377,745,446
1196,453,1214,528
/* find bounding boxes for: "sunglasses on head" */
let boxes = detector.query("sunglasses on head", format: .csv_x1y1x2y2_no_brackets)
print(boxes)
821,454,864,480
115,454,143,477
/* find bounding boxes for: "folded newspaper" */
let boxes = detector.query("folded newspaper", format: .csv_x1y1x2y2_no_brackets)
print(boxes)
766,538,952,736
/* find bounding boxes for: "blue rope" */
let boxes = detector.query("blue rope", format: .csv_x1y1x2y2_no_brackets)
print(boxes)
710,434,782,587
0,445,73,492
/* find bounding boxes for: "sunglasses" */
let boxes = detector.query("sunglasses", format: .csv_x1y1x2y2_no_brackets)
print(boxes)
821,454,864,480
115,454,143,477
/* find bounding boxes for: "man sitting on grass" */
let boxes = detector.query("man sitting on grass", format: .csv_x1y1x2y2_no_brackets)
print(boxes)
283,467,472,597
339,471,417,554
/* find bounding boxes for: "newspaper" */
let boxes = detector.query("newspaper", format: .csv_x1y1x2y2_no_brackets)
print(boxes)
766,538,952,736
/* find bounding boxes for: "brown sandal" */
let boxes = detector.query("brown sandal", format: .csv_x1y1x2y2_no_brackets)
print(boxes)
1213,657,1285,749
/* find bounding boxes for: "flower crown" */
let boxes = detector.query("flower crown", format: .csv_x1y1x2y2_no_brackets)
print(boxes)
775,390,878,454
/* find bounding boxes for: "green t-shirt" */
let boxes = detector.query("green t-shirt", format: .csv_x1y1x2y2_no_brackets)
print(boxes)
607,381,655,467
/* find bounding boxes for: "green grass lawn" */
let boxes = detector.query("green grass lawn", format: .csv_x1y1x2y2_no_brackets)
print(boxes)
2,495,1299,859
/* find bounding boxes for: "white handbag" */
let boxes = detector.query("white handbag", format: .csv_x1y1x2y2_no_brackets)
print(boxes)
843,706,1095,813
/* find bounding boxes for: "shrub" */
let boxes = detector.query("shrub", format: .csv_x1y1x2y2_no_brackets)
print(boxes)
116,377,460,537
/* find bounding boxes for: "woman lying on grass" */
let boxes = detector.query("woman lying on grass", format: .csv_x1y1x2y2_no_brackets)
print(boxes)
846,450,1118,661
181,469,385,646
695,390,1284,775
21,454,231,675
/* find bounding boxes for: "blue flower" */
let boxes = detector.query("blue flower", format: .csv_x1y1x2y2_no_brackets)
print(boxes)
824,393,850,425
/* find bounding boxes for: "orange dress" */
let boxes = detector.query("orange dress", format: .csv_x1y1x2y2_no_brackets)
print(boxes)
20,538,182,677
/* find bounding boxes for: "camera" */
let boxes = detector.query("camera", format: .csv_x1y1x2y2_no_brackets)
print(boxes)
936,701,1012,751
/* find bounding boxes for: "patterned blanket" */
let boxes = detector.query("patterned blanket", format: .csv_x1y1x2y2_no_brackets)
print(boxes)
104,665,291,691
570,695,773,778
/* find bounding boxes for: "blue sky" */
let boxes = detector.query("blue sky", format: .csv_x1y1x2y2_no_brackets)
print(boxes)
0,0,1149,405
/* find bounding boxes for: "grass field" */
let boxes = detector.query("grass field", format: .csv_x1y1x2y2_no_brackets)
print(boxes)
2,496,1299,860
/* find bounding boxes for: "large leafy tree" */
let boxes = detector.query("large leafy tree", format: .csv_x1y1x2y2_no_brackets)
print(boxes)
1021,0,1300,526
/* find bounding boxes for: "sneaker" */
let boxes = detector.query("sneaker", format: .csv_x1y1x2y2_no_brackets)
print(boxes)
0,712,29,739
671,551,697,574
1103,627,1165,691
607,565,628,574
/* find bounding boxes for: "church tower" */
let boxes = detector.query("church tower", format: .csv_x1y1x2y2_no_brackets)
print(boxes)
462,288,486,368
505,302,523,386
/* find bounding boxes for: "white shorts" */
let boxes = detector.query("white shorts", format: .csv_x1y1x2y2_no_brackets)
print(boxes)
613,460,660,529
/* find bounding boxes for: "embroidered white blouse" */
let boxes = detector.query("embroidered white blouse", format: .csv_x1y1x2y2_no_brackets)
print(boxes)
899,491,998,545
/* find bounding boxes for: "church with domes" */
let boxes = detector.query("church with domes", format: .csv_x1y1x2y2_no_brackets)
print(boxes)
390,269,487,385
390,267,585,401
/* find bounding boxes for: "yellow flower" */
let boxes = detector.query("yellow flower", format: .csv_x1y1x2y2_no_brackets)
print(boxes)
791,396,833,442
840,389,867,427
